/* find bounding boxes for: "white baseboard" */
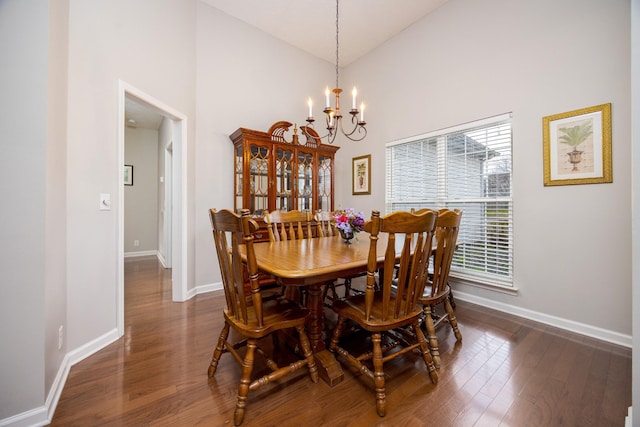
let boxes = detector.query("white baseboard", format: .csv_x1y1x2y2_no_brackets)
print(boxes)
625,406,632,427
66,328,121,366
186,281,222,300
0,329,121,427
0,406,48,427
157,252,169,268
124,250,157,258
454,290,632,348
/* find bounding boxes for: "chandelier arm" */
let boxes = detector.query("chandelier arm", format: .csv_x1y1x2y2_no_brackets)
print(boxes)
301,120,338,144
337,115,367,141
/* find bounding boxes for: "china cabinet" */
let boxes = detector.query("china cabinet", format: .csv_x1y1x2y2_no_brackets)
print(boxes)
230,120,339,219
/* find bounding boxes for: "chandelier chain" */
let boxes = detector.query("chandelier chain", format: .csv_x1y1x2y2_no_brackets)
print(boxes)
335,0,340,89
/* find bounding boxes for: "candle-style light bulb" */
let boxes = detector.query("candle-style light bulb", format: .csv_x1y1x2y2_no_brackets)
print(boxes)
352,86,357,109
360,102,365,122
325,86,330,108
308,97,313,117
329,111,335,127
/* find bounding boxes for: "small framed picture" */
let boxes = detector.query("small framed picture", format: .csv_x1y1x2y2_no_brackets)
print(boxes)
352,154,371,195
124,165,134,186
542,103,612,186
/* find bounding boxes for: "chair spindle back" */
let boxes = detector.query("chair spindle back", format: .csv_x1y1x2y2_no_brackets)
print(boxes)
363,210,438,322
314,210,335,237
264,210,313,242
210,208,264,327
429,209,462,298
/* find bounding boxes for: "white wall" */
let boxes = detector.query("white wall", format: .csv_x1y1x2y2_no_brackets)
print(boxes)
124,127,159,254
44,0,69,400
158,117,172,265
0,0,48,419
338,0,631,339
193,3,334,287
65,0,197,351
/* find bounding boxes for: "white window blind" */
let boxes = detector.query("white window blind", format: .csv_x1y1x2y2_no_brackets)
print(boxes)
386,114,513,286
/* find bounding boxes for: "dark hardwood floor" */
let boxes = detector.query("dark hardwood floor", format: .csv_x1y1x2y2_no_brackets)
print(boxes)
50,256,631,426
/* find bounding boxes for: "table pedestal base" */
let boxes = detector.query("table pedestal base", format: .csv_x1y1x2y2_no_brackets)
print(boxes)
314,350,343,386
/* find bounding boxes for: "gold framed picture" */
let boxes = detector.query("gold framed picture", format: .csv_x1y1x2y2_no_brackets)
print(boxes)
542,103,612,186
352,154,371,195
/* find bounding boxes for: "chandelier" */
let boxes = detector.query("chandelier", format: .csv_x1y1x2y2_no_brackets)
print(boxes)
304,0,367,144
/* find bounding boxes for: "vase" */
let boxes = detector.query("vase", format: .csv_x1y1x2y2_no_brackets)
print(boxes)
339,229,354,244
567,149,583,171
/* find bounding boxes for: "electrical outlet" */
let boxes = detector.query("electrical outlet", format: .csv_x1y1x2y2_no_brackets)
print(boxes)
134,240,140,247
58,325,64,350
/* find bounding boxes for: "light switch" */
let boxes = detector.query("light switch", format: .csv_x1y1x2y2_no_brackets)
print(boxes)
100,193,111,211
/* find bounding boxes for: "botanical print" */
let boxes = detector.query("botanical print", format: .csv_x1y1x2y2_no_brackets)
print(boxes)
352,155,371,194
555,118,594,174
543,103,611,186
356,162,367,190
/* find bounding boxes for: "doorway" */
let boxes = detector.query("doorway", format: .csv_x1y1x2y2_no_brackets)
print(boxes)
117,81,188,336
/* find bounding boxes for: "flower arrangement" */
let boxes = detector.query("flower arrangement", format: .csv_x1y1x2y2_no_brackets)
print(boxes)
332,208,366,235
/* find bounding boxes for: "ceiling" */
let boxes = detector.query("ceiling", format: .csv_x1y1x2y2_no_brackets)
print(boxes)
125,97,165,131
125,0,450,130
202,0,449,65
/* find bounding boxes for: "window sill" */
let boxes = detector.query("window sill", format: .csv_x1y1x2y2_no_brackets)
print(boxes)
449,274,519,296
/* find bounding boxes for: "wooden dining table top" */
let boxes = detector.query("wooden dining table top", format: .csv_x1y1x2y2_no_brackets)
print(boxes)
240,234,383,286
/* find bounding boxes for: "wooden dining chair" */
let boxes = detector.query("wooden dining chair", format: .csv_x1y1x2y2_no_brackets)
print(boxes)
315,210,343,304
417,209,463,369
208,208,318,426
411,207,459,310
264,209,313,241
328,210,439,417
264,209,315,302
314,210,335,237
315,210,366,305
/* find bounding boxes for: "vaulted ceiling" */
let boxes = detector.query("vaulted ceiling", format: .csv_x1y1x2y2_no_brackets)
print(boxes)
201,0,449,65
126,0,450,129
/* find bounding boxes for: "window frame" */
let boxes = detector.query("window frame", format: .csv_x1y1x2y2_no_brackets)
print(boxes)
385,113,514,289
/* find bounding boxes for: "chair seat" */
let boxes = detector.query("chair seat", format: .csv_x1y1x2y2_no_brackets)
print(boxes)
333,294,424,332
420,283,450,304
224,297,310,339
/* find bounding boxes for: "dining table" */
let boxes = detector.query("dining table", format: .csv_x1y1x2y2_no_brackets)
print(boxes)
240,232,396,386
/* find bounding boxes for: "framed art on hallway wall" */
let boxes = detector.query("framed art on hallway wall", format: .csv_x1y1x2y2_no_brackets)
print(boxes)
124,165,134,186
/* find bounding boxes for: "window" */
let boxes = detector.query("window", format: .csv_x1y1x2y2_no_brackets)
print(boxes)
386,113,513,287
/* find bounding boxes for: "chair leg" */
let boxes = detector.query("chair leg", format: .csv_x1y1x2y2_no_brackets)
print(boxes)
329,316,346,352
424,305,441,369
295,325,319,383
448,284,456,309
444,298,462,342
412,320,438,384
208,323,230,377
371,332,386,417
234,339,256,426
343,278,352,298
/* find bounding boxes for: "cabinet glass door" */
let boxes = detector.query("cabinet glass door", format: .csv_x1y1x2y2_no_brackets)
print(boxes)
296,151,314,212
318,154,333,212
249,144,270,216
275,147,293,211
235,145,243,212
